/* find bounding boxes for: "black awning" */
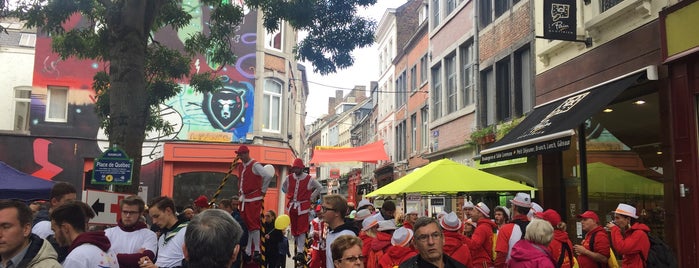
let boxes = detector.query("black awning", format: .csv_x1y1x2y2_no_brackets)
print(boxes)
480,72,647,164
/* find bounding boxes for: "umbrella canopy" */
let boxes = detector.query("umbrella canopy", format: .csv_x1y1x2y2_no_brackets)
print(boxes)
588,162,663,196
366,159,536,196
0,161,56,201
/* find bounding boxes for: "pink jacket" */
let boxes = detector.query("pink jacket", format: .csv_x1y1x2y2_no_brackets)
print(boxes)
507,239,556,268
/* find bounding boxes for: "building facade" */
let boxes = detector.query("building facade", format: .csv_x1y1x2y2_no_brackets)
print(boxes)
0,6,307,214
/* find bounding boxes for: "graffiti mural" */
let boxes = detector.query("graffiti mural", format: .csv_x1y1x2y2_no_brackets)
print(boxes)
0,3,259,193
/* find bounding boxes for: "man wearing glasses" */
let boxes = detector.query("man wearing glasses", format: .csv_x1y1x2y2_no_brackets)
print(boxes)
322,194,359,268
105,195,158,267
399,217,466,268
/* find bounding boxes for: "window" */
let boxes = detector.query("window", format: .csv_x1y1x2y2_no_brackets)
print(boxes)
411,113,417,154
494,0,508,17
432,0,440,28
421,106,429,150
395,120,407,161
496,58,511,121
14,87,31,131
514,46,532,116
263,79,282,132
419,3,428,24
480,46,532,125
265,22,284,51
446,0,457,15
396,71,407,108
600,0,624,12
479,0,493,27
480,0,519,28
445,56,457,114
19,33,36,47
420,55,428,83
481,68,496,125
410,65,417,92
46,86,68,122
460,42,474,108
431,65,442,120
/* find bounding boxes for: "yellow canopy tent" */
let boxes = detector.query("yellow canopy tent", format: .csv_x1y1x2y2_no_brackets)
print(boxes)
366,159,536,197
588,162,663,196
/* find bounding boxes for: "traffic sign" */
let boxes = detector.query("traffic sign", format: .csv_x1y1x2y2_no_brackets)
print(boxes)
83,190,130,225
92,147,133,185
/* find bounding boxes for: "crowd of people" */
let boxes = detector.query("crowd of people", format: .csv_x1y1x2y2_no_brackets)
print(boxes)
317,192,653,268
0,148,654,268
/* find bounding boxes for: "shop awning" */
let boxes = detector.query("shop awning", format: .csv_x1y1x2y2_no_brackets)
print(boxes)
309,140,389,164
480,70,650,164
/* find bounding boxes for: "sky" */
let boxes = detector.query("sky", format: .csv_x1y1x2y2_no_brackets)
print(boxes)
302,0,408,125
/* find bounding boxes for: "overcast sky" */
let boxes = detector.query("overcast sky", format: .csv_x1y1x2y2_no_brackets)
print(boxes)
302,0,408,125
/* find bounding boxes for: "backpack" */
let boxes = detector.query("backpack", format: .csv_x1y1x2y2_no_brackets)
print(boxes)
642,232,678,268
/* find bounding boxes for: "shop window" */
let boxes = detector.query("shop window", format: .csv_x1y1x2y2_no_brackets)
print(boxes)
263,79,282,132
14,86,31,132
584,91,666,238
46,86,68,122
173,172,239,210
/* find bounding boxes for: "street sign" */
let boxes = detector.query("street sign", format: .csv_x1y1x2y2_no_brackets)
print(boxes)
83,190,130,225
92,147,133,185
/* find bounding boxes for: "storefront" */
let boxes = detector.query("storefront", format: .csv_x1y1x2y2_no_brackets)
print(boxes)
481,20,677,256
661,1,699,266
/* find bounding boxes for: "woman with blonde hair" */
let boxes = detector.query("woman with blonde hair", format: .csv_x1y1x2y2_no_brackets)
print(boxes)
507,218,556,268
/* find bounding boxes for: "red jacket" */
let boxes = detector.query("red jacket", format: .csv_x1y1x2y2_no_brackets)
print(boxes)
443,230,472,267
360,232,375,267
610,223,650,268
367,232,392,268
378,245,417,268
466,218,496,267
577,226,609,268
548,229,575,268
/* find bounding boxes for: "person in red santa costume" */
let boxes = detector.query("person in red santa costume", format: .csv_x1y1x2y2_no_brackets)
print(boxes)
282,158,323,262
309,205,327,268
234,145,274,262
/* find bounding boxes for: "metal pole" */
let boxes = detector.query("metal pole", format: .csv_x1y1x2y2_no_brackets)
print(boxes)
578,124,588,212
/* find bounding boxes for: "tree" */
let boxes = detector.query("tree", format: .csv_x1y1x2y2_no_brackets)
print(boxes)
4,0,376,193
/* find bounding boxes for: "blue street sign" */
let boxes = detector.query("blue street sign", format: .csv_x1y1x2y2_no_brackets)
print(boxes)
92,147,133,185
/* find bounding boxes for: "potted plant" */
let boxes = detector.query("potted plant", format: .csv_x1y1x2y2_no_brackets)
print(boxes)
469,125,496,145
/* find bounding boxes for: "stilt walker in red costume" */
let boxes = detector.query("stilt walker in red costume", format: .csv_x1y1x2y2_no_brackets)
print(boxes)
235,145,274,262
282,158,323,262
309,205,327,268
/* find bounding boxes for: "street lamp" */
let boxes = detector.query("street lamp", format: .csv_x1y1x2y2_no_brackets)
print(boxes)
350,135,360,147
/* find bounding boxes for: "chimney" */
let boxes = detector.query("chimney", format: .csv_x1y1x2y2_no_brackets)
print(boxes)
354,85,367,103
328,97,336,115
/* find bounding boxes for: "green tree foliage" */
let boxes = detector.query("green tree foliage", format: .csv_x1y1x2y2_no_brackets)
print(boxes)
2,0,376,193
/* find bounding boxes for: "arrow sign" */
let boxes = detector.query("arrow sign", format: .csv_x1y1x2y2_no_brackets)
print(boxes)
91,198,105,216
83,190,129,225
